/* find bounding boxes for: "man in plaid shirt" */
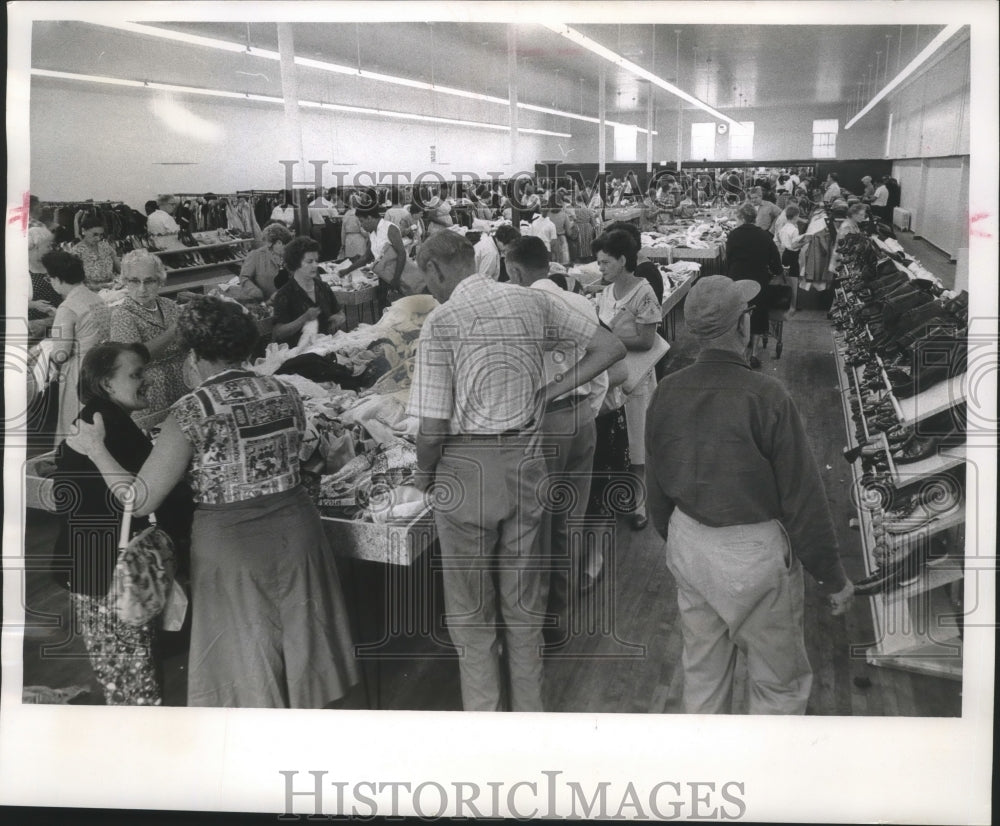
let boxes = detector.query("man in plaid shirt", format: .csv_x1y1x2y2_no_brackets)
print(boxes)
410,231,625,711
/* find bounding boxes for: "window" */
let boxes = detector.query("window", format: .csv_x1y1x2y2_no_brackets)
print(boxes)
812,118,838,159
690,122,716,161
613,124,638,162
729,121,754,160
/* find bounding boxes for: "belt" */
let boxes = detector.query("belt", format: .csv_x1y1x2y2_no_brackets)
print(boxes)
448,428,535,443
544,394,587,414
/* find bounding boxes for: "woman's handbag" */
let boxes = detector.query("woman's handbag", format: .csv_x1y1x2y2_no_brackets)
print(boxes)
109,490,178,627
764,270,794,312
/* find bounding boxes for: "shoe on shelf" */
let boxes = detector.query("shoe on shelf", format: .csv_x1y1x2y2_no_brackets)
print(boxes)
891,434,942,465
883,489,962,534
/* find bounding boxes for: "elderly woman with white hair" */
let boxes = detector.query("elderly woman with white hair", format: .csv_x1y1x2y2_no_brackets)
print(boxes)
110,249,187,428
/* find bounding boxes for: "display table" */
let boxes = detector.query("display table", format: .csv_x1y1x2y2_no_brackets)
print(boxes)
604,205,643,224
659,272,699,340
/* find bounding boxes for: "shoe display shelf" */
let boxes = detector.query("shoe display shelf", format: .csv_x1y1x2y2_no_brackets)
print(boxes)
154,233,254,295
832,333,964,681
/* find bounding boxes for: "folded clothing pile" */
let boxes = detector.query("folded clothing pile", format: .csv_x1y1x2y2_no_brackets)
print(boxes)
316,437,421,522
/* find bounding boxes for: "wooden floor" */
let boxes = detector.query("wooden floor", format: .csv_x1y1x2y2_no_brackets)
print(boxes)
18,301,962,715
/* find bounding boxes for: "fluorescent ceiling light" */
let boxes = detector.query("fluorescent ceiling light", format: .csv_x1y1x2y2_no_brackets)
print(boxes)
542,22,743,130
31,68,571,137
844,24,962,129
88,21,653,134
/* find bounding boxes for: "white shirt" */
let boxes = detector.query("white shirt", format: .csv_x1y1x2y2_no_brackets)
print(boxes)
529,215,558,251
308,198,334,226
474,234,501,281
146,209,179,235
872,185,889,207
823,182,842,202
777,220,803,255
270,205,296,226
531,279,607,417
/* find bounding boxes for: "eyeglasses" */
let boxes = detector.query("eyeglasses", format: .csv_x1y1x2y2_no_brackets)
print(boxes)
85,231,105,238
124,278,160,288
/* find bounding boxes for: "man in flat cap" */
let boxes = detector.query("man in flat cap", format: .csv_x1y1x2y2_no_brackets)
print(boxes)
645,276,854,714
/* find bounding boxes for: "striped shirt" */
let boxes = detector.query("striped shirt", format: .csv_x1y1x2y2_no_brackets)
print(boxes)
408,274,598,434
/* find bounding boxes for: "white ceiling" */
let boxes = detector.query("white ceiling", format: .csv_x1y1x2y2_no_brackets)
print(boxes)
31,20,946,125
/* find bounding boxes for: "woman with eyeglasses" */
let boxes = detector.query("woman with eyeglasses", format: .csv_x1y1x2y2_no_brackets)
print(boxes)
42,250,113,445
110,250,186,429
71,214,121,291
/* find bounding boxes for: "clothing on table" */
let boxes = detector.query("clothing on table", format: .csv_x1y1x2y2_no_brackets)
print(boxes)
110,295,187,428
665,508,812,714
239,246,284,299
171,370,357,708
474,234,501,280
272,277,342,347
51,284,112,444
408,275,599,710
71,240,118,291
725,223,783,335
146,210,179,236
596,279,661,465
754,201,782,233
339,211,368,259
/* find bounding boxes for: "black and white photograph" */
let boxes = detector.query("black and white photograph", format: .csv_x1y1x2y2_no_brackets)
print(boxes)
2,1,996,822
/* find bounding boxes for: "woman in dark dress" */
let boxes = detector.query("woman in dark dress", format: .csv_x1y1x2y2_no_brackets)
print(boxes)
54,342,192,705
724,203,783,368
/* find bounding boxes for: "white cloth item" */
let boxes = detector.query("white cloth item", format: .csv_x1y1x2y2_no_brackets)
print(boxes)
146,210,179,235
474,234,501,280
872,185,889,207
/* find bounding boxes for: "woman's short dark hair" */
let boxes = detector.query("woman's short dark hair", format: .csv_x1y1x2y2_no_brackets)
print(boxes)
41,250,86,284
79,342,150,405
603,220,642,249
178,296,259,364
591,229,639,271
144,200,158,215
282,236,320,272
79,213,104,232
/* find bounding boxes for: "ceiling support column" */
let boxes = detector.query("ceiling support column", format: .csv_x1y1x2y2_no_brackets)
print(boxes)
277,22,309,223
507,26,519,167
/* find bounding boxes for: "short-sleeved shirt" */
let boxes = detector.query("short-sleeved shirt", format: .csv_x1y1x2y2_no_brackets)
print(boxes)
171,369,307,505
71,240,117,290
754,201,782,233
408,274,598,434
271,276,341,346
